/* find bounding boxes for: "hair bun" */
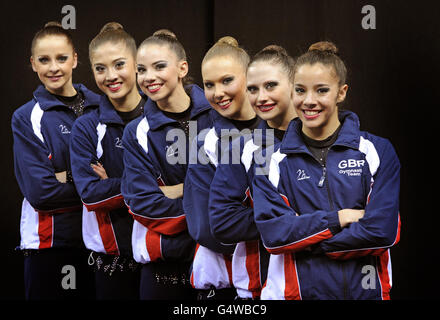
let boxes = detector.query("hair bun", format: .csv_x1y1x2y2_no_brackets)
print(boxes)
260,44,288,56
153,29,178,40
216,36,239,47
308,41,338,55
99,22,124,34
44,21,63,28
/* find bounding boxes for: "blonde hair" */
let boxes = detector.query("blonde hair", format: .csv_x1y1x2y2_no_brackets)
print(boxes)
202,36,249,69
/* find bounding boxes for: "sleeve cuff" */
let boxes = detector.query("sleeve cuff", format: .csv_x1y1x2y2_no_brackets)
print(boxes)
327,210,342,236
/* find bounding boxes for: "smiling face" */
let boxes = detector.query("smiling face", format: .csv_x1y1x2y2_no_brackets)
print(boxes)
247,61,295,130
293,63,348,139
30,35,77,96
202,56,252,120
136,43,188,106
90,41,138,107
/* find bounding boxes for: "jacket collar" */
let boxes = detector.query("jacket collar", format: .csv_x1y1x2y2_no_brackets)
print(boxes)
33,84,100,111
280,110,361,154
211,109,238,136
98,94,124,125
143,84,212,131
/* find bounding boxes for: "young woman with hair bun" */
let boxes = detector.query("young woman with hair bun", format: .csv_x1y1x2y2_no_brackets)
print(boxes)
69,22,144,300
208,44,298,299
12,21,100,299
252,41,401,300
183,36,261,300
121,29,213,300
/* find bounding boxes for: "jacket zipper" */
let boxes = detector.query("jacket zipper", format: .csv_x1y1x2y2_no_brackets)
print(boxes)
315,156,334,212
314,149,348,298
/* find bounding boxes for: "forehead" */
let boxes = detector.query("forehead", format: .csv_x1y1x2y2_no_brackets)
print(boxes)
33,35,73,55
247,61,287,84
202,56,245,81
91,41,132,64
294,63,338,85
137,43,177,63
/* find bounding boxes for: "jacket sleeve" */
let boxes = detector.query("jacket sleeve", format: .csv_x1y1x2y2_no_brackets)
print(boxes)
12,109,81,213
317,138,401,259
121,122,186,236
208,138,259,244
69,119,124,212
252,155,341,255
183,137,235,253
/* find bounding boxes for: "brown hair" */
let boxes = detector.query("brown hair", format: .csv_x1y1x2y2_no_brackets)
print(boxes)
294,41,347,85
31,21,75,55
88,22,137,62
138,29,187,62
202,36,250,69
248,44,295,82
138,29,193,85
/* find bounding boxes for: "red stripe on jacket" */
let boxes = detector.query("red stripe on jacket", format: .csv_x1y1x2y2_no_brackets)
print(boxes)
83,194,125,212
129,209,187,235
146,229,162,261
245,240,262,297
94,210,119,255
376,250,391,300
284,253,301,300
38,213,53,249
267,229,333,254
37,205,83,249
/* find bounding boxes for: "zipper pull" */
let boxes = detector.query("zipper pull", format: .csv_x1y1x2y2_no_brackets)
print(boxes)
318,167,326,187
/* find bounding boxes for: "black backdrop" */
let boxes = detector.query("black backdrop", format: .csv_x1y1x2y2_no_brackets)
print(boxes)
1,0,439,300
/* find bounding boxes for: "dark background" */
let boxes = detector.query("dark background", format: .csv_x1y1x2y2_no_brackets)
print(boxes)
0,0,438,300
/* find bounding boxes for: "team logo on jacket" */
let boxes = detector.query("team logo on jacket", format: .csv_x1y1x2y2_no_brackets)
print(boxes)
297,169,311,181
338,159,364,176
59,124,71,134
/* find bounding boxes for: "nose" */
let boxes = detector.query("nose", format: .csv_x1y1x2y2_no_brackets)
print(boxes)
257,89,269,105
141,68,156,84
105,68,118,82
303,91,316,107
49,60,60,73
213,85,224,101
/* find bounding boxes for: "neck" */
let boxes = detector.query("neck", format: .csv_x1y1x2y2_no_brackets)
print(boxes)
156,84,190,113
231,99,256,121
47,80,77,97
302,112,340,140
267,104,298,131
110,87,141,112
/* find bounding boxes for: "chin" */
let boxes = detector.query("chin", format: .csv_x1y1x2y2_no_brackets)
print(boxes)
46,84,68,94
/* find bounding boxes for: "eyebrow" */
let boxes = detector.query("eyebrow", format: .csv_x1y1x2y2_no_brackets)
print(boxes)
152,60,167,66
37,53,69,58
93,57,126,67
294,83,330,87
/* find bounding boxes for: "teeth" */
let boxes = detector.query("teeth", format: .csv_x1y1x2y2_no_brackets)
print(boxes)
108,83,120,88
218,100,231,106
259,104,275,109
148,84,161,90
304,110,319,115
